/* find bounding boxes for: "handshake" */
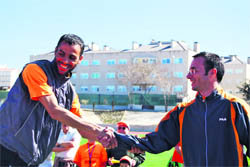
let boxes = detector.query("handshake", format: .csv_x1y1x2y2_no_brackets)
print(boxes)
97,126,118,149
97,126,145,153
78,122,146,153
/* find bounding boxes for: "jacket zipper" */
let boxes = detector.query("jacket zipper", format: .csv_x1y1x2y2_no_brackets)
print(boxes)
14,102,40,136
203,99,208,167
13,102,40,165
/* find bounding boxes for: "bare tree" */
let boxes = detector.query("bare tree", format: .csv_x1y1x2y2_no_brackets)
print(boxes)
238,80,250,102
117,58,183,111
117,61,159,107
155,69,178,112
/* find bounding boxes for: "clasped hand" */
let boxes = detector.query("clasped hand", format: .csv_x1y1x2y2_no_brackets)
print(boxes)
98,126,117,149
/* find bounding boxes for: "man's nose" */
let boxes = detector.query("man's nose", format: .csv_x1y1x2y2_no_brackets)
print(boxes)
62,57,70,64
186,73,191,79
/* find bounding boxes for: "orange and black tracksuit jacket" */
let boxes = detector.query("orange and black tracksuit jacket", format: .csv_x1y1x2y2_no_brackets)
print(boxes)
116,88,249,166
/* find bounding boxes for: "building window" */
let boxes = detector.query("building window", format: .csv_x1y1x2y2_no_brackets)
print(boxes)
80,86,88,92
71,73,77,79
225,69,233,74
173,85,183,93
119,59,127,64
91,73,100,79
174,58,183,64
235,69,243,74
81,60,89,66
161,87,171,92
106,85,115,92
106,73,115,79
92,60,100,65
118,85,127,92
151,73,157,78
107,59,116,65
162,72,171,78
162,58,171,64
148,86,157,92
133,86,141,91
91,86,100,92
174,72,183,78
80,73,89,79
134,57,156,64
148,58,156,64
118,73,125,78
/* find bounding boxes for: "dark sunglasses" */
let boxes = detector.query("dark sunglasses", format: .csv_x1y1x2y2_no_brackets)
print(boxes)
118,126,126,130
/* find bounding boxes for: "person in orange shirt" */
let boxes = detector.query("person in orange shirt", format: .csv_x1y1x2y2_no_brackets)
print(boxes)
74,139,107,167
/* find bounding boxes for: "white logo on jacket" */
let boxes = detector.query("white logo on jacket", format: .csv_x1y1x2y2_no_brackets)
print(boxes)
219,118,227,121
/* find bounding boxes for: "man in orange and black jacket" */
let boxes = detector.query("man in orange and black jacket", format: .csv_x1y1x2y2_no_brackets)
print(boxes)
115,52,249,166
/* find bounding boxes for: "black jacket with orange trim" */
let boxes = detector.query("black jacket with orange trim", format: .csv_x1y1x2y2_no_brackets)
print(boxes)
115,88,250,166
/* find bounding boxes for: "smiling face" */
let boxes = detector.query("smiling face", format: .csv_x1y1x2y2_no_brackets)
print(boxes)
186,57,211,93
55,41,83,75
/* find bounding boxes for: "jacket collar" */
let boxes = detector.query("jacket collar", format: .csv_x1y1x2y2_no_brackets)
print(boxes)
196,86,223,102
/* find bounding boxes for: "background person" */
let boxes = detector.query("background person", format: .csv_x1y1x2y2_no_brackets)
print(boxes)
0,34,116,167
107,121,145,167
115,52,250,166
53,124,81,167
74,139,108,167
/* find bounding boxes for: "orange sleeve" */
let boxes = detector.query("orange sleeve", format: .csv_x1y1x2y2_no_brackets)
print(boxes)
70,94,82,117
22,64,53,101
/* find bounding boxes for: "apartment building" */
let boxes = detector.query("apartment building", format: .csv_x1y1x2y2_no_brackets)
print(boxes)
0,66,20,90
30,40,250,102
220,55,250,99
31,40,199,101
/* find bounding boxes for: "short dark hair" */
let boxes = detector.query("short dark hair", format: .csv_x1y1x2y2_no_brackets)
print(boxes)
193,52,224,83
56,34,85,56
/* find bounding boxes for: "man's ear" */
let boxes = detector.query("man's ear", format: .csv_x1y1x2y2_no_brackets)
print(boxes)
77,56,83,64
79,56,83,61
209,68,217,80
210,68,217,75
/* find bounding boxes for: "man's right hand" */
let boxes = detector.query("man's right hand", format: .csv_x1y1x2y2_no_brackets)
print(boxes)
97,126,117,149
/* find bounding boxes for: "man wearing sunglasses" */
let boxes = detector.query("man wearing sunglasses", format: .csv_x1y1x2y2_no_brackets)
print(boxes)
107,122,145,167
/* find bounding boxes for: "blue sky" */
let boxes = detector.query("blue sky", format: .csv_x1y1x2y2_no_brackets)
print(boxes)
1,0,249,70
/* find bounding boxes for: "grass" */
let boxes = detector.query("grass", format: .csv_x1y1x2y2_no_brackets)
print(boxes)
141,149,174,167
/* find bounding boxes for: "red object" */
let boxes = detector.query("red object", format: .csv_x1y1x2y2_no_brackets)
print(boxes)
172,144,183,163
117,121,130,130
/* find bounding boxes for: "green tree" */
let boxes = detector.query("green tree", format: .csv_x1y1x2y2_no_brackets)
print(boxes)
238,80,250,101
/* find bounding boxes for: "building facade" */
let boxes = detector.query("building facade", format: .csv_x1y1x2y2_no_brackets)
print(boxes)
31,40,199,101
220,55,250,99
30,40,250,102
0,66,20,90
